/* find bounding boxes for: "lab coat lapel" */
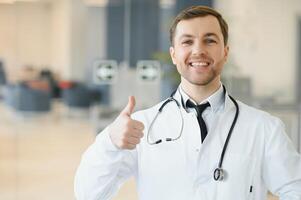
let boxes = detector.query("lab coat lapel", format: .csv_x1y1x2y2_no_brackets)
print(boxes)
211,92,237,149
173,88,237,156
199,90,236,153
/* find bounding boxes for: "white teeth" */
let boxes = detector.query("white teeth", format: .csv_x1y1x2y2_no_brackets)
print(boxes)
190,62,208,67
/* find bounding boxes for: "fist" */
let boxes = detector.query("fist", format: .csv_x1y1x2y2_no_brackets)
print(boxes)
108,96,145,150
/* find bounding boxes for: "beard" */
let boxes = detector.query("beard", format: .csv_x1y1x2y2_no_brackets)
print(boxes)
177,56,225,87
179,67,221,87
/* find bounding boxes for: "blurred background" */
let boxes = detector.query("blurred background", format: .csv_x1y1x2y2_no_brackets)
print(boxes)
0,0,300,199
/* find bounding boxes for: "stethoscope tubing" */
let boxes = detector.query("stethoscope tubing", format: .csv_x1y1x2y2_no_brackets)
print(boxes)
147,96,184,145
218,95,239,169
147,86,239,181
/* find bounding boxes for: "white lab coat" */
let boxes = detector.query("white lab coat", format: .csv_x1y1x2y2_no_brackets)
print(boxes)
74,90,301,200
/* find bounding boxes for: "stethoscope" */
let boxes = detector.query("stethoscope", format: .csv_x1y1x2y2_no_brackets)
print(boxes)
146,85,239,181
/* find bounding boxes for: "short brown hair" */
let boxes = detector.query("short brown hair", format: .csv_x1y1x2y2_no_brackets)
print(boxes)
169,6,228,46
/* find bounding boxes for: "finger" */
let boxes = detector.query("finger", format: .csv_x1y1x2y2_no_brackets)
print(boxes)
131,120,145,131
120,142,136,150
127,129,144,138
121,96,136,116
126,144,136,150
126,136,141,145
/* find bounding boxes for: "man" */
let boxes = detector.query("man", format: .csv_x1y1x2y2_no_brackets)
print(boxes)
75,6,301,200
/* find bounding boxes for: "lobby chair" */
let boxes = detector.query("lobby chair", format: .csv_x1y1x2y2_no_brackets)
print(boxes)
62,83,92,109
3,83,51,112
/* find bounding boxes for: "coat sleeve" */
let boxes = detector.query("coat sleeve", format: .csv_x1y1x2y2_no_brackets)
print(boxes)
262,117,301,200
74,126,137,200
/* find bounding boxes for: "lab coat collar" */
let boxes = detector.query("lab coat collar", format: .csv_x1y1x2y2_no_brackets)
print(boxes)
178,84,224,113
174,83,235,114
172,84,237,155
223,88,236,114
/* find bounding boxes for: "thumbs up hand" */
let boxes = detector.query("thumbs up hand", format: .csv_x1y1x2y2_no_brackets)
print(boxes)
108,96,145,150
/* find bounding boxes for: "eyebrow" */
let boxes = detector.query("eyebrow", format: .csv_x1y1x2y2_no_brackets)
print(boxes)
204,32,219,39
178,34,194,40
178,32,221,40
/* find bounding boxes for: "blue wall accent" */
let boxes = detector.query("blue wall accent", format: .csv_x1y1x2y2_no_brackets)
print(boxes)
176,0,213,12
106,0,160,67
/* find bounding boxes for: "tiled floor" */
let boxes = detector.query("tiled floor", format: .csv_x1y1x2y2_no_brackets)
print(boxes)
0,102,278,200
0,103,95,199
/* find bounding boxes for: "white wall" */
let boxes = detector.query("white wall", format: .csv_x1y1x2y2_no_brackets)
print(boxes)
84,6,107,82
50,0,72,80
0,3,52,81
0,0,107,82
51,0,107,81
15,3,52,69
70,0,87,81
215,0,301,103
0,4,16,80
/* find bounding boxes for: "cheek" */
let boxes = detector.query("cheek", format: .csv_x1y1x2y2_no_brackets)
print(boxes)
212,48,227,62
175,49,189,62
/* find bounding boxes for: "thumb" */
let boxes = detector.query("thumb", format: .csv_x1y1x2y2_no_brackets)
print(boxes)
122,96,136,116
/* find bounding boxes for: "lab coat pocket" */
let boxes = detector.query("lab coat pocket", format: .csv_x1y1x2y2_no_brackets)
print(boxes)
216,153,256,200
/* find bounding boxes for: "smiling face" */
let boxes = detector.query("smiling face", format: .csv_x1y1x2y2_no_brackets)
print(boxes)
170,15,229,89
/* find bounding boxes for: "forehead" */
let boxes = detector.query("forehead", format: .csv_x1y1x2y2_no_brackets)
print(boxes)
174,15,223,39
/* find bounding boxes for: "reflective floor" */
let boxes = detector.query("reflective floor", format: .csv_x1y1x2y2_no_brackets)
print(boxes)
0,101,277,200
0,102,95,199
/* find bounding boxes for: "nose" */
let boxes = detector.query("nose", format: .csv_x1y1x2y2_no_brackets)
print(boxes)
192,41,207,56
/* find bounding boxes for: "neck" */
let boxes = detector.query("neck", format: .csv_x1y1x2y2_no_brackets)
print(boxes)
181,78,221,103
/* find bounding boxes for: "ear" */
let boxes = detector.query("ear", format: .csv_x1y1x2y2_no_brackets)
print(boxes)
169,46,177,65
224,46,229,62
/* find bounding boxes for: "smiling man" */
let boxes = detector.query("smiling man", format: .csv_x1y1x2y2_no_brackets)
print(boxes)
75,6,301,200
170,14,228,103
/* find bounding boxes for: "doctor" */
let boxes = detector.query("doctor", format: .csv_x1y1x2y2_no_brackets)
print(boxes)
74,6,301,200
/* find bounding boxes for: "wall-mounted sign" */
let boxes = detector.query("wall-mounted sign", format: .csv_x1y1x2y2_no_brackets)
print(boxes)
93,60,118,84
136,60,161,82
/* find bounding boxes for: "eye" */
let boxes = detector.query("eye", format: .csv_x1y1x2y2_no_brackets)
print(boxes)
181,39,193,46
205,38,217,45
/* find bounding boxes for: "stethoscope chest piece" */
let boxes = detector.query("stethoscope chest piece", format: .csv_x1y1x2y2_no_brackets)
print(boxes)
213,168,225,181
